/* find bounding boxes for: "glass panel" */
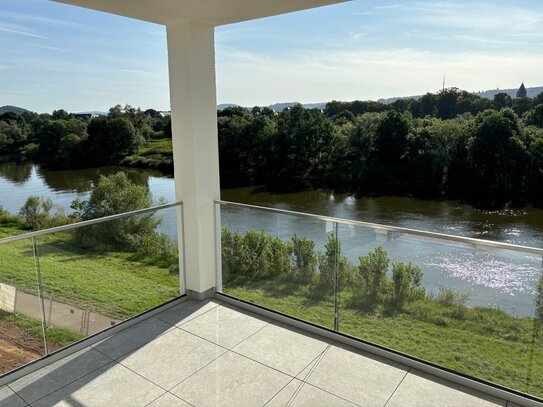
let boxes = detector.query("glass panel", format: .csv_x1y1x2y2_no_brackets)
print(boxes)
0,236,46,374
337,222,543,398
219,203,336,329
35,205,182,349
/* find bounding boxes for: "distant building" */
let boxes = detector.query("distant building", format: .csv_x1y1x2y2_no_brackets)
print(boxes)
516,82,527,98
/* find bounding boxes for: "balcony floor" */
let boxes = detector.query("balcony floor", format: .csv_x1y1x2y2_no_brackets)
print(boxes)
0,299,521,407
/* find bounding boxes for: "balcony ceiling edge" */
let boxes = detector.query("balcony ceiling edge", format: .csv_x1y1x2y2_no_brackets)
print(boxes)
50,0,350,26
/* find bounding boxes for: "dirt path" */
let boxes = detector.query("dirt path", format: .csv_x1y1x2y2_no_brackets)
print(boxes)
0,320,60,374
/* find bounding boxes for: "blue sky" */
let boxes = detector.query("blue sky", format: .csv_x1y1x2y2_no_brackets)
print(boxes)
1,0,542,113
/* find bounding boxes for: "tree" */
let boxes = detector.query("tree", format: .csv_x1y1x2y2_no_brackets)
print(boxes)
466,109,529,207
86,116,142,165
373,111,410,165
525,104,543,128
75,172,158,249
19,196,54,230
493,93,512,110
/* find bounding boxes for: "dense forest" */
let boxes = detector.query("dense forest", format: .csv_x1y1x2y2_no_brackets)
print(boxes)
1,88,543,208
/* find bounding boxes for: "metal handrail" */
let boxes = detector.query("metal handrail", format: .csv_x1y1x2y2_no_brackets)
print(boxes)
216,200,543,257
0,201,183,245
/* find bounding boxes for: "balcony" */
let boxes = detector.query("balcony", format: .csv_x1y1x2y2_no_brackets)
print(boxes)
1,0,541,405
0,299,518,407
0,201,541,406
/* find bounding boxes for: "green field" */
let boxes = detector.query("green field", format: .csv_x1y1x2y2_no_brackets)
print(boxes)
0,225,180,320
225,278,543,398
121,139,173,173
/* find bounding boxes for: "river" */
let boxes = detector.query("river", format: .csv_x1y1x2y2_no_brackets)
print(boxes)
1,160,542,317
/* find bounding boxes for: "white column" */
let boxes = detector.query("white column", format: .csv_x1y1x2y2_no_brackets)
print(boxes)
167,20,220,299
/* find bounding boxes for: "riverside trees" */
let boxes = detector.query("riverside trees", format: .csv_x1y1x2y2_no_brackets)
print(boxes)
2,89,543,208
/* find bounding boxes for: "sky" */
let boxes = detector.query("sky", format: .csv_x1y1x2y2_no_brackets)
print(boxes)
0,0,542,113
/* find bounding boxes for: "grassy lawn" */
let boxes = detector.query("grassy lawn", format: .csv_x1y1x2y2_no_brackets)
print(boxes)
0,225,180,319
225,279,543,398
121,139,173,173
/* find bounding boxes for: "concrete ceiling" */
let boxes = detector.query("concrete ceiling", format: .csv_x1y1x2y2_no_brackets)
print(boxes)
51,0,350,26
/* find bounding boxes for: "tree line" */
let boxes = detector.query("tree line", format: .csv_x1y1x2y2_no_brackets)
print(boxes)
2,88,543,208
0,105,171,167
219,88,543,208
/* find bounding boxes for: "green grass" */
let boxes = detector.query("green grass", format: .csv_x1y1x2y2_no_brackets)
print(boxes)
225,278,543,398
120,139,173,173
0,310,82,347
0,225,180,320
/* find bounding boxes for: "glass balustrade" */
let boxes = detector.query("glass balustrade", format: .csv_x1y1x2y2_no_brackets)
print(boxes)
0,202,183,376
216,201,543,399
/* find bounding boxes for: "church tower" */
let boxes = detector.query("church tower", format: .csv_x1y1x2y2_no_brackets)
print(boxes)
516,82,527,98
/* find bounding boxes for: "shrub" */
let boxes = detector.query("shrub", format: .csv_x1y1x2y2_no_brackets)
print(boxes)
391,261,425,308
0,205,25,227
19,196,54,230
136,232,179,272
291,234,317,282
430,287,471,307
357,246,389,298
318,234,351,290
74,172,159,250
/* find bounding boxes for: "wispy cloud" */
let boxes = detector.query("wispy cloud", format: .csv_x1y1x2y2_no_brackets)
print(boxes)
217,47,543,104
0,11,85,28
0,23,49,39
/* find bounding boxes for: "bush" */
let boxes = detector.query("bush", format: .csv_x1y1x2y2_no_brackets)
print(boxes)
0,206,25,228
318,234,352,290
221,228,293,281
391,261,424,308
357,246,389,298
19,196,56,230
74,172,159,250
135,232,179,272
291,234,317,282
430,287,471,307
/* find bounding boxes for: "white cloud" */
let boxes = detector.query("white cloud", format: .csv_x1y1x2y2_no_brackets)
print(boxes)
0,23,49,39
216,48,543,105
0,11,85,28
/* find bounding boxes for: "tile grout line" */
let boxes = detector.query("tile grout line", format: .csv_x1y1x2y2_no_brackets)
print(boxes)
92,300,222,362
262,344,331,407
281,346,332,407
153,300,220,328
5,384,31,407
382,367,411,407
14,352,119,406
143,389,197,407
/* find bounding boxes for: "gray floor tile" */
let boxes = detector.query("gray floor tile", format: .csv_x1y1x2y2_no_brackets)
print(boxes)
300,344,408,407
154,299,218,327
171,351,291,407
386,370,506,407
9,347,111,404
234,322,330,376
120,326,226,389
31,362,163,407
93,317,173,360
266,379,357,407
181,304,269,348
146,392,192,407
0,386,27,407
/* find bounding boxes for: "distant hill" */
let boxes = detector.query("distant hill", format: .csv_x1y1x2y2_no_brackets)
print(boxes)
217,102,325,112
0,105,29,114
378,85,543,104
475,86,543,100
74,111,107,116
